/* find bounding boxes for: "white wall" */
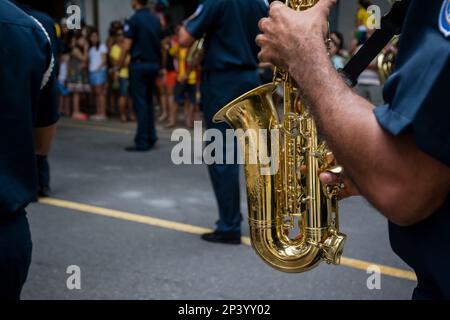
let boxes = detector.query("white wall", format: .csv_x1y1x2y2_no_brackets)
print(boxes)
97,0,134,43
83,0,96,26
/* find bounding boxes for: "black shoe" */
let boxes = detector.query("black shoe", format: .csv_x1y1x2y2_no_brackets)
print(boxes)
149,139,158,148
125,145,152,152
201,231,241,245
38,186,51,198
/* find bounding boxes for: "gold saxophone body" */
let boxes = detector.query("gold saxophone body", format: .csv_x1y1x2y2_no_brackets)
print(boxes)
377,35,399,85
213,0,346,273
377,0,401,84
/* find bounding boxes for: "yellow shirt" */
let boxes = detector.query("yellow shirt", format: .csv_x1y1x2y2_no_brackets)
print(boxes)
110,44,129,79
357,7,370,28
170,43,197,85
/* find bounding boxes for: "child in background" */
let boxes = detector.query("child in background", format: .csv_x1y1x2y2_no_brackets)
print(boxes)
158,30,178,124
67,33,90,121
58,50,71,115
88,30,108,121
356,0,372,28
109,28,134,123
168,42,197,129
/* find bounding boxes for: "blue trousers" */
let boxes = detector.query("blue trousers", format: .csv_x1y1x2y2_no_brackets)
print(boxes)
0,210,32,300
201,69,261,234
129,62,159,149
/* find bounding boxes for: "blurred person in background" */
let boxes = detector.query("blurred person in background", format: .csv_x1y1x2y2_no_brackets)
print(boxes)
350,0,372,54
107,21,124,115
58,47,71,116
158,26,178,125
169,40,197,129
330,31,349,70
330,32,345,70
110,27,135,123
67,32,90,121
88,29,108,121
179,0,268,244
354,28,383,105
120,0,162,152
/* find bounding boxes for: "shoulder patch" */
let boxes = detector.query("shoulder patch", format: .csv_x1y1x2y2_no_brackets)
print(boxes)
439,0,450,37
192,4,204,19
124,23,130,33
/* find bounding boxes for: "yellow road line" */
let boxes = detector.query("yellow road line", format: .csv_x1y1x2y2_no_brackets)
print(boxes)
38,197,417,282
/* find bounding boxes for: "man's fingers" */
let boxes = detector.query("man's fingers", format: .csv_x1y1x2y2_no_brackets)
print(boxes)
255,34,266,48
269,1,287,20
269,1,285,10
258,17,270,33
259,61,274,69
320,172,340,185
258,50,268,63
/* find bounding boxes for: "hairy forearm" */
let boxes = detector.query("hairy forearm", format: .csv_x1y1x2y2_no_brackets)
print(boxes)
288,43,449,225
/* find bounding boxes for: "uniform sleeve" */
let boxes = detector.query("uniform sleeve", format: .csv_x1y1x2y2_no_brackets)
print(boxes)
185,0,221,39
374,32,450,166
124,17,135,39
33,20,59,128
35,60,59,128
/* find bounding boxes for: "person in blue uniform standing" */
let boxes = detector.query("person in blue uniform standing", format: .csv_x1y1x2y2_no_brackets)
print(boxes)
257,0,450,299
0,0,58,299
179,0,269,244
120,0,162,152
14,0,61,198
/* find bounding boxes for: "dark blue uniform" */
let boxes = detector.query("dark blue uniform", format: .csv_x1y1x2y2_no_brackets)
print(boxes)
374,0,450,299
0,0,58,299
124,8,162,150
18,3,60,195
186,0,268,235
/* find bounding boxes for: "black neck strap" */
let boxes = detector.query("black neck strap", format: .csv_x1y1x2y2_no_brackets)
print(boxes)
339,0,411,87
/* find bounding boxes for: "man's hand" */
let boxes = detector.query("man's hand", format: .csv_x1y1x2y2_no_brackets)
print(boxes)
256,0,336,75
320,171,360,200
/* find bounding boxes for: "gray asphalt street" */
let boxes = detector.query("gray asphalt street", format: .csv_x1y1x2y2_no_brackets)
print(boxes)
22,118,416,300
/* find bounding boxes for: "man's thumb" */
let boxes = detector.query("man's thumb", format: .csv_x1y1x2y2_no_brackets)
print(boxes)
314,0,338,16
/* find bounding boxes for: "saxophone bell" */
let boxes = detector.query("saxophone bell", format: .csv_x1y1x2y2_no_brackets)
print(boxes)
213,0,346,273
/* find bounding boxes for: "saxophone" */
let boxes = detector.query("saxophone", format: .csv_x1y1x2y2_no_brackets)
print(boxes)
377,0,401,84
377,35,399,85
213,0,346,273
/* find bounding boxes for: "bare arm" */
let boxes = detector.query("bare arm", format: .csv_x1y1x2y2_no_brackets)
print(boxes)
295,52,450,226
119,38,133,69
257,1,450,226
178,26,196,48
101,52,107,69
71,47,86,62
34,125,56,156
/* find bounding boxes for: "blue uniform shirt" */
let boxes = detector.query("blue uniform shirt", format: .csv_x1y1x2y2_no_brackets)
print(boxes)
186,0,268,72
374,0,450,298
0,0,59,216
124,8,162,64
17,4,61,68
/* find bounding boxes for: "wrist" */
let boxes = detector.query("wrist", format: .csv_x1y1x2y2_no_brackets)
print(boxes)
288,40,329,93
